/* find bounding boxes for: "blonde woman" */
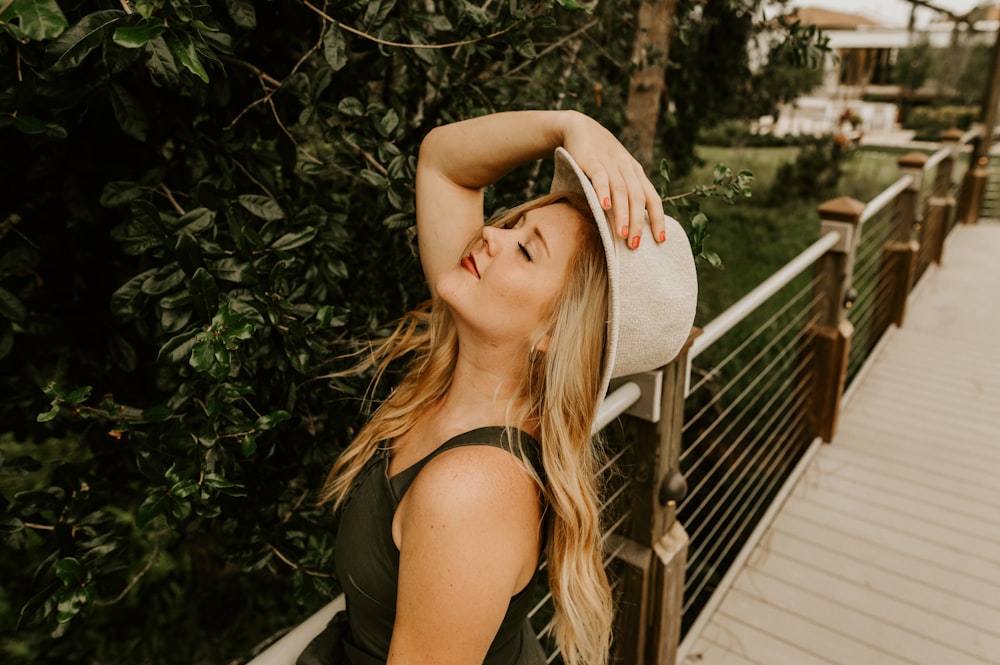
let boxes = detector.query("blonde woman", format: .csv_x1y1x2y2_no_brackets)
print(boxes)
308,110,697,665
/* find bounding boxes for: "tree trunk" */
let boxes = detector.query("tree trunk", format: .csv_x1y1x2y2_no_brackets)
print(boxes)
622,0,678,170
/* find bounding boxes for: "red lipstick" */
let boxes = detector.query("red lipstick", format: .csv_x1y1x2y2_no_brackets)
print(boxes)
461,254,480,278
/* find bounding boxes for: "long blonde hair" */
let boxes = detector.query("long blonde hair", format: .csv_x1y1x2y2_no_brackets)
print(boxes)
321,192,613,665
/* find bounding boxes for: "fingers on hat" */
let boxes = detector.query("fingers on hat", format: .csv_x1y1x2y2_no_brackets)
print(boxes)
588,168,613,212
642,178,667,243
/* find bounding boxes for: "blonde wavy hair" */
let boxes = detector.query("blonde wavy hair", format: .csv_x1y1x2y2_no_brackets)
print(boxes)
320,192,613,665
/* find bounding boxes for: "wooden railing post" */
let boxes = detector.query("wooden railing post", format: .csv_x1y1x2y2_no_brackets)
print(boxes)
924,128,963,265
811,197,862,442
879,152,925,327
611,329,699,665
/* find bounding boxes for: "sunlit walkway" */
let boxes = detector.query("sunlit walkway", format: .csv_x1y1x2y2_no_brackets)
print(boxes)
681,221,1000,665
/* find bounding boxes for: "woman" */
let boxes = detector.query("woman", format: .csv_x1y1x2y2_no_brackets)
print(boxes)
311,110,697,665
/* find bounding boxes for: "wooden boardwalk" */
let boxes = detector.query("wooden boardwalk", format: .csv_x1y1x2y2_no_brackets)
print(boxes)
680,221,1000,665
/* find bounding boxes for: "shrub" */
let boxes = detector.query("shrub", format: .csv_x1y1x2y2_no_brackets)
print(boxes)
903,105,977,141
767,137,847,204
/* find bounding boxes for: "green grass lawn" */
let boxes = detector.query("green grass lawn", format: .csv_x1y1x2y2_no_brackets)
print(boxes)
678,145,923,325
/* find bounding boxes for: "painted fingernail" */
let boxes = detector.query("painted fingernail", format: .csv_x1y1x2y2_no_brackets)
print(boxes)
603,197,611,210
630,236,640,249
659,230,666,243
620,225,629,239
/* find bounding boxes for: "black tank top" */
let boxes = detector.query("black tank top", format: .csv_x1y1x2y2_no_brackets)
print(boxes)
334,426,547,665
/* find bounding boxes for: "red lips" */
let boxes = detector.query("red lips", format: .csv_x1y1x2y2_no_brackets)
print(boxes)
461,254,480,278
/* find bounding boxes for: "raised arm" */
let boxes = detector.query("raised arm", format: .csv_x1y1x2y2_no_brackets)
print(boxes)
415,110,665,295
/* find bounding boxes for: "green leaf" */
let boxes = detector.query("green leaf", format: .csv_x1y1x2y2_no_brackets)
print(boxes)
241,433,257,457
174,232,204,276
360,170,388,188
224,0,257,29
65,386,92,404
169,495,192,520
255,410,290,431
8,0,68,41
189,338,215,372
208,258,256,284
141,405,173,422
190,267,219,322
36,403,60,423
0,286,26,322
112,19,165,48
100,181,141,207
109,83,148,141
111,269,155,318
203,473,242,490
157,330,199,364
322,25,348,71
169,479,199,499
237,195,284,221
376,108,399,137
362,0,396,29
165,30,209,83
141,264,184,295
338,97,364,117
143,36,179,86
136,491,168,528
271,227,317,252
55,558,86,586
56,585,94,623
48,10,124,72
12,115,67,139
174,207,215,235
701,251,723,269
512,37,535,58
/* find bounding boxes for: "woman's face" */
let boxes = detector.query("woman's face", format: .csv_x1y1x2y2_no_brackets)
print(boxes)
437,202,586,351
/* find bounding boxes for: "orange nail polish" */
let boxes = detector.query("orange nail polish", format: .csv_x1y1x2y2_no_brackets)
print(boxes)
659,230,666,243
603,197,611,209
620,226,629,239
630,236,640,249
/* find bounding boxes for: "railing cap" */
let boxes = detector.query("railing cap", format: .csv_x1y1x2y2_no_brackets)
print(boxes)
940,127,965,142
898,151,928,168
817,196,865,223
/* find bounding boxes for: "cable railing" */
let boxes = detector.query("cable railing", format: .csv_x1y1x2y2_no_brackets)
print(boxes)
676,233,831,634
847,194,897,384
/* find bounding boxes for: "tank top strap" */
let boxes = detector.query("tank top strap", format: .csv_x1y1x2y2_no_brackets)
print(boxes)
387,426,541,503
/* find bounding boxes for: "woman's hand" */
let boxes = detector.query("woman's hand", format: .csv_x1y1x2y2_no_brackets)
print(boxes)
560,111,666,249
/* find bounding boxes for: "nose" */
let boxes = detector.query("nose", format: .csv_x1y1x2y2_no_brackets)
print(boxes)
481,225,501,256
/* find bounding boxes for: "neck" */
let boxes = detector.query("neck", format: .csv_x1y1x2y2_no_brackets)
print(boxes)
437,331,532,425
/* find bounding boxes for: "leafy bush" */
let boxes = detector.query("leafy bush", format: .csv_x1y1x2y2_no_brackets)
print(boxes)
767,137,847,204
0,1,817,662
903,104,977,141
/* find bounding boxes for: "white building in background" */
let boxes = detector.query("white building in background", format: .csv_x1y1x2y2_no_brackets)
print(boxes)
761,4,999,140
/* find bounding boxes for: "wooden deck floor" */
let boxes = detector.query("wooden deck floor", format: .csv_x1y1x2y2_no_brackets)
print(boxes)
680,221,1000,665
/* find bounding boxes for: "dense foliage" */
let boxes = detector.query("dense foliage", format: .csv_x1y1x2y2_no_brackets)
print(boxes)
0,1,820,662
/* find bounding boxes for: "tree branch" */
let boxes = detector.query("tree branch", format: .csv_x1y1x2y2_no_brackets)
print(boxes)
266,542,335,577
98,537,160,606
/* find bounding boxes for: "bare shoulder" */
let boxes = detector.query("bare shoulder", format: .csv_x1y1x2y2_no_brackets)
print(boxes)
406,444,542,522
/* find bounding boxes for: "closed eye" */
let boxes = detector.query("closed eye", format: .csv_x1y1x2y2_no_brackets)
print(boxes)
518,242,533,262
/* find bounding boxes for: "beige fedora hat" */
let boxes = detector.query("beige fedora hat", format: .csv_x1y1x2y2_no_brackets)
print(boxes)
550,147,698,405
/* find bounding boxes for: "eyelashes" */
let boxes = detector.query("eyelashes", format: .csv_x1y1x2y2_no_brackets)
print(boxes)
518,242,533,262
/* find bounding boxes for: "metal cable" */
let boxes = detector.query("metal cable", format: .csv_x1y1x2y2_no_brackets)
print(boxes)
681,301,817,471
680,353,814,527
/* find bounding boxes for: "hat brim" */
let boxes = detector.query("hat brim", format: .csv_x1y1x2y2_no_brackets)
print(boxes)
550,147,620,409
549,147,698,415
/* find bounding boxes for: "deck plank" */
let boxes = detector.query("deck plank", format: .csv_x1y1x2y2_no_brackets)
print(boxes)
681,222,1000,665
